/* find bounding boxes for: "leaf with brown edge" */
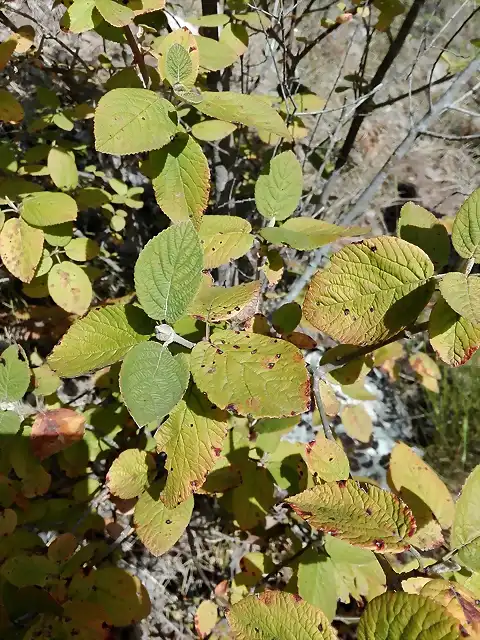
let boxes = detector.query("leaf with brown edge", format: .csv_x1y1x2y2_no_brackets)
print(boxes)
303,236,435,346
415,579,480,637
305,434,349,482
429,297,480,367
30,408,85,460
188,278,260,324
155,385,229,508
389,442,454,530
227,590,338,640
452,464,480,572
287,480,416,553
190,329,310,418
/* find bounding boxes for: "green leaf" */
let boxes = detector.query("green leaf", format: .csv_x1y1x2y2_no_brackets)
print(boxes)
255,151,302,221
0,345,30,403
234,11,271,29
65,237,100,262
188,279,260,323
429,297,480,367
398,202,450,269
48,303,154,377
155,384,228,507
199,215,253,269
21,192,78,227
107,449,156,499
65,0,99,34
439,272,480,325
190,13,230,27
95,0,134,26
134,481,193,556
287,480,416,552
357,591,462,640
149,135,210,229
342,405,373,443
227,591,337,640
305,434,350,482
47,147,79,191
451,464,480,572
0,218,44,283
190,329,310,418
297,549,338,621
191,119,237,142
32,364,61,397
195,35,238,71
94,88,177,155
119,341,190,426
389,442,454,530
165,43,193,85
452,188,480,261
1,555,57,588
303,237,435,346
47,262,92,315
272,302,302,334
195,91,291,139
0,89,24,123
90,567,150,626
157,29,199,89
260,217,363,252
0,410,21,434
44,221,73,247
134,222,203,323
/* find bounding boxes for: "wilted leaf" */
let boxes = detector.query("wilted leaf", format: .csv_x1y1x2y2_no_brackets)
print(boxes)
195,91,291,139
452,464,480,572
303,237,435,346
305,434,349,482
48,303,154,377
30,408,85,460
262,219,365,251
341,405,373,443
119,341,189,426
287,480,416,552
0,89,24,123
190,329,310,418
429,298,480,367
192,119,237,142
0,344,30,403
47,147,79,191
189,279,260,323
195,600,218,638
0,218,44,283
149,135,210,229
255,151,302,221
297,548,338,621
155,385,228,507
107,449,156,499
48,262,92,315
452,188,480,262
357,591,462,640
389,442,454,530
398,202,450,269
134,481,193,555
134,221,203,323
94,88,177,155
439,272,480,325
227,590,337,640
199,215,253,269
21,192,78,228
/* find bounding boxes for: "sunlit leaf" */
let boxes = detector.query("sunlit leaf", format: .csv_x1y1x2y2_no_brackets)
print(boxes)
47,147,79,191
189,278,260,323
429,297,480,367
255,151,302,221
196,35,238,71
341,405,373,443
0,344,30,403
398,202,450,269
452,188,480,262
21,192,78,227
48,262,92,315
65,237,100,262
192,119,237,142
439,272,480,325
95,0,134,27
107,449,156,499
0,218,44,283
157,29,199,89
199,215,253,269
452,464,480,572
305,434,349,482
195,600,219,639
297,548,338,621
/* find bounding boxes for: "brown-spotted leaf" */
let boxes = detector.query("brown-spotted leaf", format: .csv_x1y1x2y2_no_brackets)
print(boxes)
0,218,43,283
305,434,349,482
30,408,85,460
429,297,480,367
188,278,260,324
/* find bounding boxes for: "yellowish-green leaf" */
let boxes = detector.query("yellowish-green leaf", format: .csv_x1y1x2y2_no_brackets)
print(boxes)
90,567,150,627
189,279,260,323
134,221,203,323
157,29,199,89
192,119,237,142
196,35,238,71
398,202,450,269
303,237,435,346
0,218,44,283
48,303,154,377
190,329,310,418
107,449,156,499
195,600,218,639
195,91,291,139
272,302,302,334
32,364,61,397
65,0,99,33
65,237,100,262
199,215,253,269
0,345,30,403
134,482,193,556
261,218,365,250
44,221,73,247
95,0,134,27
149,134,210,229
94,88,177,155
288,480,416,552
219,23,248,56
255,151,302,221
165,43,193,85
429,297,480,367
0,410,21,435
305,434,349,482
119,342,189,426
47,262,92,315
227,591,337,640
439,272,480,325
280,93,326,114
297,548,338,621
47,147,79,191
234,11,271,29
357,591,462,640
21,192,78,227
341,405,373,443
389,442,454,530
156,385,228,507
318,379,340,417
0,89,24,123
452,464,480,572
452,188,480,261
190,13,230,27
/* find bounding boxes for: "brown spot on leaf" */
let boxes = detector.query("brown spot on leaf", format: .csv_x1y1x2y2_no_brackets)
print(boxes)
373,539,385,550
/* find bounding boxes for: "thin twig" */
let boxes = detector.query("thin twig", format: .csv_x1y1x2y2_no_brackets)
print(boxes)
313,368,335,440
123,25,150,89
